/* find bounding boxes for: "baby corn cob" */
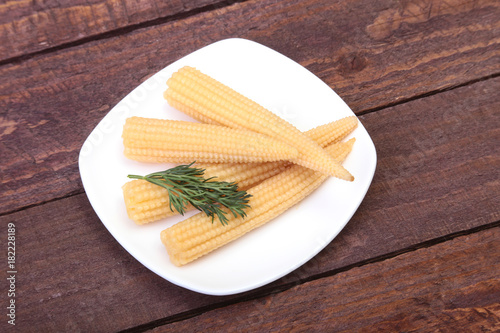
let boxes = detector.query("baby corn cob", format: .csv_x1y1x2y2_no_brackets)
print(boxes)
161,138,355,266
306,116,358,148
122,117,298,164
164,66,354,181
123,117,358,224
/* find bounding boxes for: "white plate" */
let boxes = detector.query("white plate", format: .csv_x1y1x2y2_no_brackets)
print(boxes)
78,38,376,296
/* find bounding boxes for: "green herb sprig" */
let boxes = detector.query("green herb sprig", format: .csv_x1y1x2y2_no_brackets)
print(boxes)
127,162,251,225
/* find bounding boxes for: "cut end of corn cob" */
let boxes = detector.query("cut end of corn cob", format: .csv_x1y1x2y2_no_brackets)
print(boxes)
161,138,355,266
164,66,354,180
122,180,182,224
122,116,299,164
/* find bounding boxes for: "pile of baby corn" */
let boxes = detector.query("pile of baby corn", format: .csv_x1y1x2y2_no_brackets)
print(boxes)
122,66,359,266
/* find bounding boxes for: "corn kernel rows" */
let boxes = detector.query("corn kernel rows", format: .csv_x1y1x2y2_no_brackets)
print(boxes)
161,138,355,266
122,116,298,164
123,117,358,224
165,66,354,181
123,181,183,224
306,116,358,148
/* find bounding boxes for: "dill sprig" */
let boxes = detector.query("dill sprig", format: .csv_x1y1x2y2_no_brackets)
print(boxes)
127,162,252,225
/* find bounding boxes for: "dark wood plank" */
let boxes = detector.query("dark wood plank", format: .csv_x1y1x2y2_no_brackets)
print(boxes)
304,75,500,278
0,193,228,332
1,0,499,215
0,0,222,62
1,77,498,331
152,227,500,332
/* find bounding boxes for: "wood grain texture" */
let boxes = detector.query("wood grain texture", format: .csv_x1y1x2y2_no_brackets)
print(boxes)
0,0,223,62
1,0,499,215
152,227,500,332
0,193,229,332
0,78,498,332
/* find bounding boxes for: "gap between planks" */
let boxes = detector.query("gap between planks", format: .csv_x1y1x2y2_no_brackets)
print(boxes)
357,71,500,116
0,0,247,68
117,220,500,333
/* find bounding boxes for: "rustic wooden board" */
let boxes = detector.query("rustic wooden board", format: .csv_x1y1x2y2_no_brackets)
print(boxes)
297,74,500,280
1,78,498,332
0,0,222,62
152,227,500,332
1,0,499,215
0,194,229,332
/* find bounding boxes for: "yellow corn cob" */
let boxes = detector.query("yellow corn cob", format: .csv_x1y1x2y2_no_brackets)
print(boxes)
122,116,298,164
123,117,358,224
161,138,355,266
164,66,354,181
305,116,358,148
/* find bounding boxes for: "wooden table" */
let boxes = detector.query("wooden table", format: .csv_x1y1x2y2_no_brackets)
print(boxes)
1,0,499,331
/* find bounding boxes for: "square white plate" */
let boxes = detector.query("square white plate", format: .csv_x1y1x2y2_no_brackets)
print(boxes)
78,38,376,296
